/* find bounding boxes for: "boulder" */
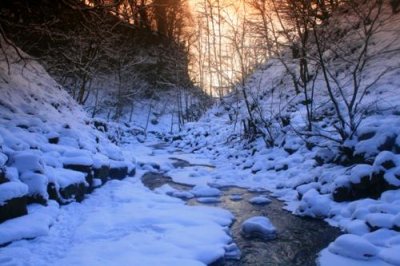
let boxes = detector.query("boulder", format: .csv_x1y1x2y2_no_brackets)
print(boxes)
109,165,128,180
333,185,353,202
93,165,110,184
59,183,86,203
241,216,277,240
0,197,28,223
63,163,93,192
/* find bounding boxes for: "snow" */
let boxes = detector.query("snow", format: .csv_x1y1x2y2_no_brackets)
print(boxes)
19,172,48,199
0,201,59,245
328,234,379,260
224,243,241,260
10,151,45,174
248,195,272,205
46,167,87,188
0,182,28,204
350,164,373,183
296,189,331,218
365,213,394,229
190,185,222,197
379,246,400,265
170,191,195,200
229,194,243,201
0,179,234,265
241,216,277,240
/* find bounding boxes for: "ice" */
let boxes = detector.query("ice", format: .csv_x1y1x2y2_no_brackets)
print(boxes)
241,216,277,240
328,234,379,260
0,182,28,204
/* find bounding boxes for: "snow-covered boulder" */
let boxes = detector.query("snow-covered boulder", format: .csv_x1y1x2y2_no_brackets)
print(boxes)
296,189,331,218
248,195,271,205
328,234,379,260
241,216,277,240
197,197,221,203
191,185,222,197
0,181,28,223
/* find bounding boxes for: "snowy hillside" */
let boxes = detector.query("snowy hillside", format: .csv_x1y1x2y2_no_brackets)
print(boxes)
170,2,400,265
0,38,136,243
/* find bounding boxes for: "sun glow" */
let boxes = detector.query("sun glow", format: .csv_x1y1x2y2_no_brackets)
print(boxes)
187,0,274,96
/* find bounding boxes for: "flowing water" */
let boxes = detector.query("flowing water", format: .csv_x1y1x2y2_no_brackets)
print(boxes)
141,158,341,266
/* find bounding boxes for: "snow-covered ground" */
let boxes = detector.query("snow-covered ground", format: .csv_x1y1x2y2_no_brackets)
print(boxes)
0,176,233,266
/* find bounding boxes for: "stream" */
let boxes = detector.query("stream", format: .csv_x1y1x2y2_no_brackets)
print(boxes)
141,157,341,266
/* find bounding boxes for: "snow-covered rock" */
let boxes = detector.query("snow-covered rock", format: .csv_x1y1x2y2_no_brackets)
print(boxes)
191,185,222,197
296,189,331,218
249,195,272,205
241,216,277,240
328,234,379,260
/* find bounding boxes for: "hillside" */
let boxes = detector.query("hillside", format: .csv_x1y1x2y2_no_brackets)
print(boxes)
0,0,208,127
169,1,400,265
